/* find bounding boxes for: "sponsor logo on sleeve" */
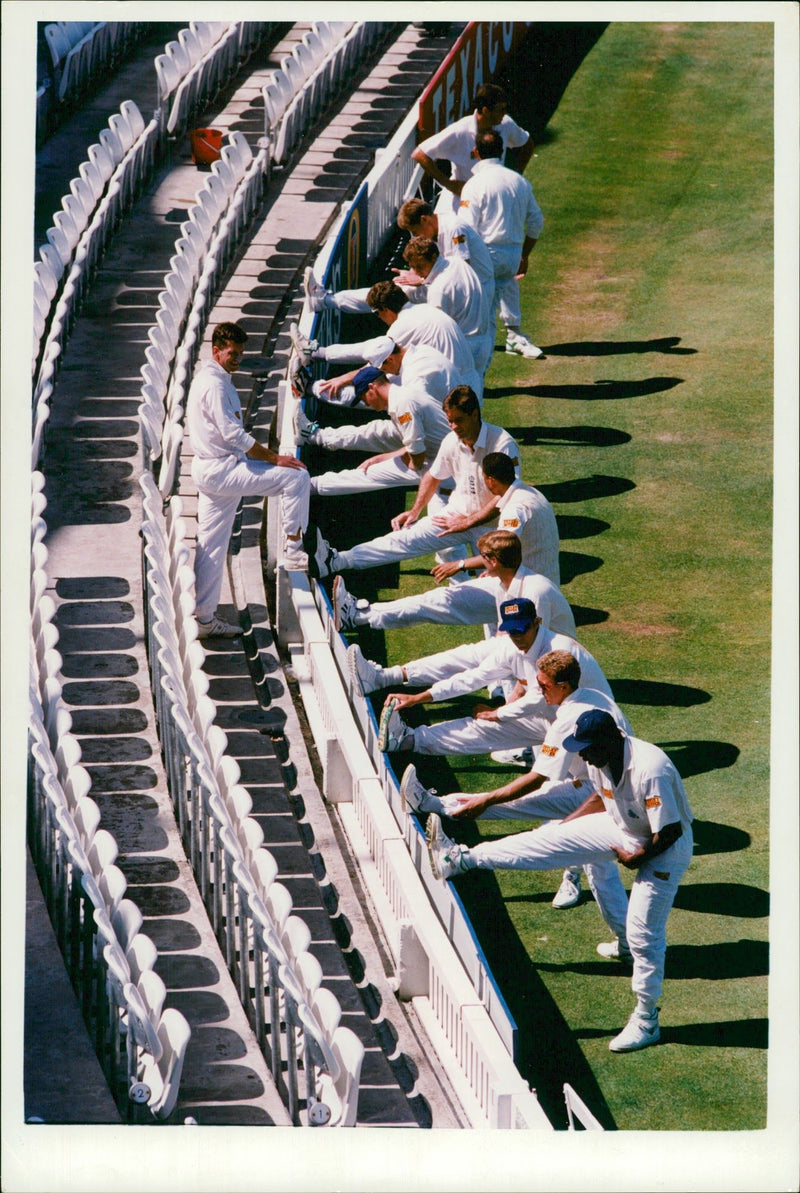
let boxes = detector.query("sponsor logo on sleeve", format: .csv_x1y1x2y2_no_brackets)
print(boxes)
540,744,558,757
398,412,412,425
452,234,466,246
645,796,662,809
501,517,520,529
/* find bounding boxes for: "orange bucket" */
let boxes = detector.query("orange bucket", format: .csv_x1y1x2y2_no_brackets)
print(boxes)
189,127,223,165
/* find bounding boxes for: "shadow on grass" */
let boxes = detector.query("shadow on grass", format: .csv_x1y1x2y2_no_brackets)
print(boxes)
672,884,768,918
452,865,619,1129
489,377,684,401
574,1018,766,1049
689,820,751,855
609,679,711,707
666,939,768,979
556,514,610,540
656,740,740,778
498,423,632,448
560,551,604,585
541,337,697,357
572,605,610,627
540,474,636,503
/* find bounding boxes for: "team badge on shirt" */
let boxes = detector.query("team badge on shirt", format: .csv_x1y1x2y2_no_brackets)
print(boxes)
501,517,520,529
540,744,558,757
398,412,412,425
645,796,662,809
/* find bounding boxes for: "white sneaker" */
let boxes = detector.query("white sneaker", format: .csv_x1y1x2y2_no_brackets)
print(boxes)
609,1009,660,1053
400,764,438,815
506,333,543,359
426,814,470,880
290,322,318,367
303,266,330,313
197,615,240,639
332,575,360,631
308,530,340,580
282,539,308,571
346,644,387,695
377,698,413,752
489,747,533,768
596,939,634,966
289,355,311,400
552,869,581,909
292,404,319,446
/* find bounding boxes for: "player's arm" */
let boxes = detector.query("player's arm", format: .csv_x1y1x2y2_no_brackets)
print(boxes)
431,554,484,582
449,770,548,820
411,147,464,196
614,821,683,869
247,441,307,470
560,791,606,821
391,468,443,530
432,492,501,535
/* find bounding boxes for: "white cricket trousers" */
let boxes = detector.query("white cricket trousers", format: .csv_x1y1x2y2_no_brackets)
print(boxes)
333,511,497,574
468,813,693,1008
368,575,498,628
312,418,402,455
313,456,425,497
439,778,630,941
488,243,523,329
192,455,310,622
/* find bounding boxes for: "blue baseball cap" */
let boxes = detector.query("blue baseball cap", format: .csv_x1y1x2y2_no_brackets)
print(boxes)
498,597,538,634
352,365,384,398
562,709,620,752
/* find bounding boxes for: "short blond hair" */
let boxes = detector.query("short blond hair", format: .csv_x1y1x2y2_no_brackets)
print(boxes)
536,650,580,690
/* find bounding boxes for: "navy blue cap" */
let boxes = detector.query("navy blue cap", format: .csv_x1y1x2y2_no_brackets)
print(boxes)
498,597,538,634
352,365,384,398
562,709,620,752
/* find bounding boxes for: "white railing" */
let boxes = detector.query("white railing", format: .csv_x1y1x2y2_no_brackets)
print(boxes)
138,475,362,1126
28,483,190,1122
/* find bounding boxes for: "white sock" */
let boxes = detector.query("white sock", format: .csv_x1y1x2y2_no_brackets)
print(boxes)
383,665,404,685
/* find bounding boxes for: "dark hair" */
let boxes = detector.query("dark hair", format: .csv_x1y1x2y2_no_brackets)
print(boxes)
481,451,516,486
443,385,480,416
475,131,504,160
366,279,407,314
473,83,506,112
212,322,247,349
397,198,434,232
403,236,439,270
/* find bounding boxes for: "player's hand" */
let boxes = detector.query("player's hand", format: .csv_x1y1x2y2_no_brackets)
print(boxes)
274,454,308,471
448,793,494,821
613,846,645,869
391,268,424,287
431,560,461,583
473,707,500,723
432,512,469,535
384,691,418,712
358,456,379,473
515,256,530,280
317,376,347,397
392,509,417,531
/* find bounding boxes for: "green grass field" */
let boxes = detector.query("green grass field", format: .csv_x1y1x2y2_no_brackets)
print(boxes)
369,22,774,1130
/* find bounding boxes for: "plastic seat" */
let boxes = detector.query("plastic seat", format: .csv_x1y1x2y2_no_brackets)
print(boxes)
71,795,102,848
87,141,117,185
99,124,126,167
165,39,191,77
86,828,119,876
119,99,145,141
251,847,278,902
112,899,144,952
138,969,167,1023
155,53,182,106
316,1026,364,1127
126,933,158,983
98,863,127,914
139,1009,191,1120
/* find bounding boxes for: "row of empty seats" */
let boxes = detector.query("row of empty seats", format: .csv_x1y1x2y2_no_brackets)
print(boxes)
29,479,190,1121
264,22,390,166
139,473,364,1125
156,21,277,139
42,21,150,112
33,99,159,464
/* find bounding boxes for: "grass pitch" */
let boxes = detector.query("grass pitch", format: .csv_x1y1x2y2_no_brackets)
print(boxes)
370,21,773,1130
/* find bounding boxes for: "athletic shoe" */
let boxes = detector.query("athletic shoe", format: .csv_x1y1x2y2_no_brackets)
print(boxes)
552,869,581,909
377,698,413,752
609,1009,660,1053
596,939,634,966
400,764,438,815
282,539,308,571
290,322,318,367
289,355,311,400
332,575,360,631
303,266,330,313
505,333,543,359
346,644,387,695
426,814,470,880
490,747,533,768
308,532,340,580
197,615,240,639
292,404,320,446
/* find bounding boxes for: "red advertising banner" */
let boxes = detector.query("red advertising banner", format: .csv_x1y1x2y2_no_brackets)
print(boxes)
417,22,534,140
